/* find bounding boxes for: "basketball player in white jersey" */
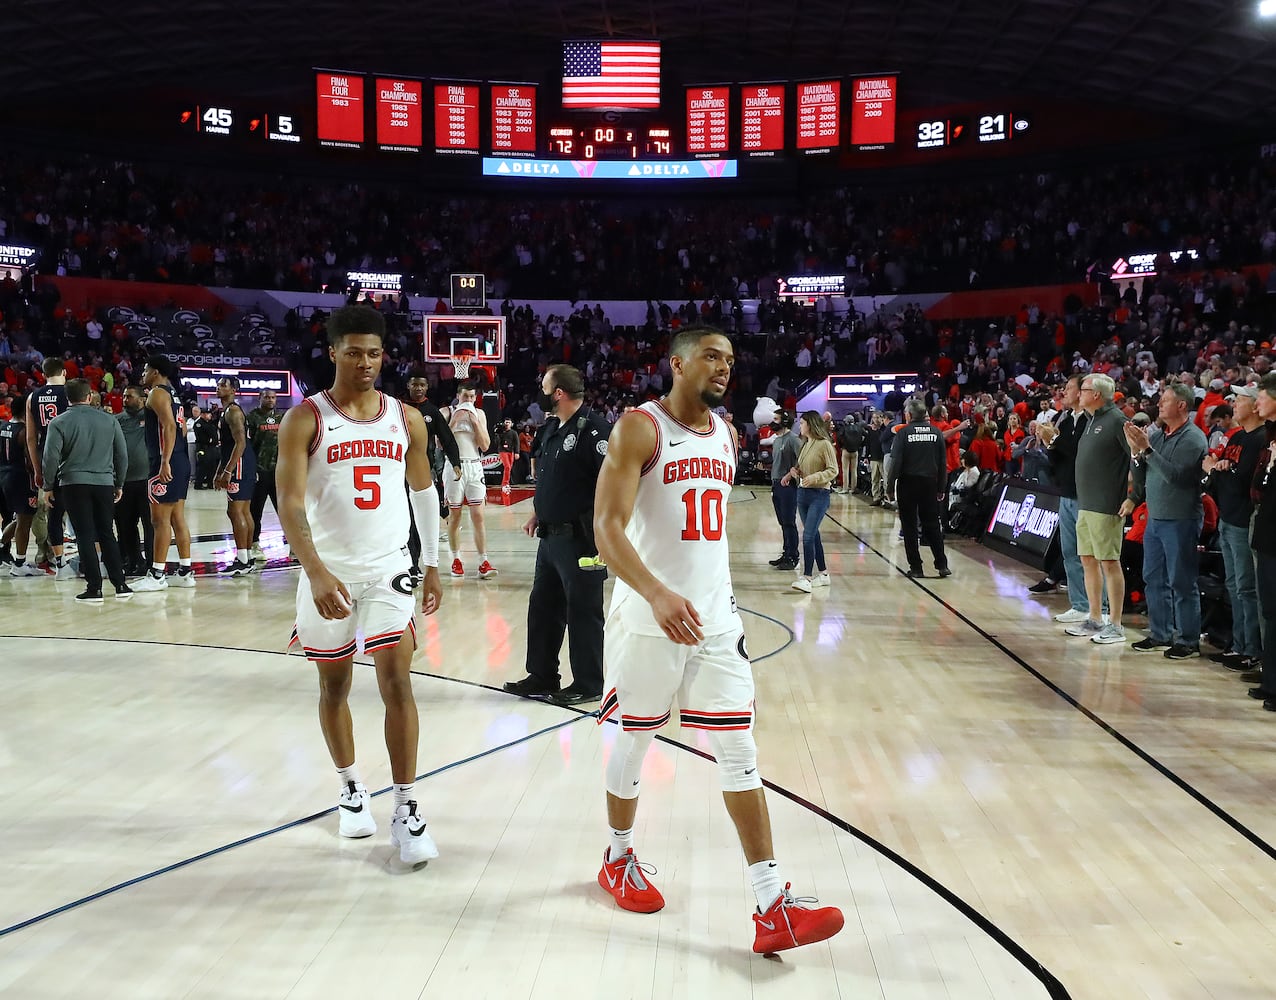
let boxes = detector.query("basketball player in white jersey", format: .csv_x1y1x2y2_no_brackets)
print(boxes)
443,382,496,579
593,326,844,954
275,305,445,866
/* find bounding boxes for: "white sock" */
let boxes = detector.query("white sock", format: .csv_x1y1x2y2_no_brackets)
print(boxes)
237,548,249,563
479,552,488,563
179,557,191,569
151,562,166,576
607,827,634,862
336,763,362,791
393,783,414,810
450,550,460,562
748,859,785,911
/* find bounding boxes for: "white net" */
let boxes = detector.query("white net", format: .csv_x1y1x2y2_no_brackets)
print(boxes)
451,355,472,380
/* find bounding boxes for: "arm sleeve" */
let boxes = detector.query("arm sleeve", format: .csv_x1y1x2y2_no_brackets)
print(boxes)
409,484,440,567
423,402,461,468
1144,433,1207,490
936,437,948,493
43,424,61,488
585,415,612,475
1130,446,1148,505
112,421,128,489
886,432,904,493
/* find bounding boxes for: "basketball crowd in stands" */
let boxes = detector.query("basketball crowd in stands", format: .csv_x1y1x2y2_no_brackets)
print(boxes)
1,149,1275,301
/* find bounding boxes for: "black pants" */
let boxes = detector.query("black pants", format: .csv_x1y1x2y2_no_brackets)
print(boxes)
249,466,278,543
525,532,605,692
771,482,798,561
896,475,948,573
61,484,126,591
114,479,153,570
1255,551,1276,698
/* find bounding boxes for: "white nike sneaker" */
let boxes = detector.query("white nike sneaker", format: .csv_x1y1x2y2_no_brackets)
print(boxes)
54,561,78,580
130,572,169,592
390,801,439,864
337,782,376,838
9,562,45,577
170,570,197,588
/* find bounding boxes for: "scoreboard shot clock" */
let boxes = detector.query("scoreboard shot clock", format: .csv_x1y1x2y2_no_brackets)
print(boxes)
450,273,486,310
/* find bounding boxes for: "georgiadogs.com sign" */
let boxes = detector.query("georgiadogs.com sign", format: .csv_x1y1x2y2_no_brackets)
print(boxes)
985,484,1061,557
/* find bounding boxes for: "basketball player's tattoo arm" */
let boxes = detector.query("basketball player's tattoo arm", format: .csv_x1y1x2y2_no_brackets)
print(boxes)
221,406,246,474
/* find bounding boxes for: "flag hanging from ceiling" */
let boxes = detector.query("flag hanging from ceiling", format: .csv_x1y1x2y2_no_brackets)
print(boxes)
562,40,661,109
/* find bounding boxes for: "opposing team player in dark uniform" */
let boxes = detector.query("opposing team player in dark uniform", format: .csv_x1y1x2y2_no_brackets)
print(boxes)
1,396,42,576
405,375,460,585
132,356,196,592
214,376,258,577
26,358,72,578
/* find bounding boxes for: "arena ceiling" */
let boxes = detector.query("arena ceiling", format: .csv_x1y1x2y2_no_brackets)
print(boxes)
5,0,1276,126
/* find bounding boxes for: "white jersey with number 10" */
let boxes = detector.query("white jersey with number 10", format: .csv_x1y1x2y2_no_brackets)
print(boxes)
303,390,411,581
610,400,738,638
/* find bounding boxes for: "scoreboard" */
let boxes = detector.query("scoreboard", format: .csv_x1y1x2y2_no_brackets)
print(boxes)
168,62,1070,178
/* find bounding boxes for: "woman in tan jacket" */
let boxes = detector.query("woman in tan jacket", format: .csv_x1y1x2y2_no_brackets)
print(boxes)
782,411,839,592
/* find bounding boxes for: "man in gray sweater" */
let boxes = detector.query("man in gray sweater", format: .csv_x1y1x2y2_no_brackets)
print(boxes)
768,409,800,570
1125,382,1208,659
1066,373,1132,645
43,378,131,603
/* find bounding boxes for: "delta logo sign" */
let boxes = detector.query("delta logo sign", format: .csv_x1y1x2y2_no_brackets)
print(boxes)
482,158,738,180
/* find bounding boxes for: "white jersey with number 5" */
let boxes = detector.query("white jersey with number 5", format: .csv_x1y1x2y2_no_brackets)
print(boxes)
303,390,411,581
610,400,738,637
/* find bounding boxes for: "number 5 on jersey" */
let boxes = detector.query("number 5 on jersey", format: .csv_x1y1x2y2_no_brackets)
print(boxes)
354,464,381,510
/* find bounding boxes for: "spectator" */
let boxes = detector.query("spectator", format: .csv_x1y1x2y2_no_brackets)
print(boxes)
1203,384,1265,670
788,411,838,593
1066,373,1132,646
1125,383,1208,658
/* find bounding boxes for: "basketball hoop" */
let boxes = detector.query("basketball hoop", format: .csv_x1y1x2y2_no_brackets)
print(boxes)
450,354,472,380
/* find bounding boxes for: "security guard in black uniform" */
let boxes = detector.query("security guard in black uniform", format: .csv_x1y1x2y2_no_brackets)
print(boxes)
887,397,952,579
503,364,611,705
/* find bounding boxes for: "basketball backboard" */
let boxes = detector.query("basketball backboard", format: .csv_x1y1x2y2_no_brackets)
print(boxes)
423,315,506,364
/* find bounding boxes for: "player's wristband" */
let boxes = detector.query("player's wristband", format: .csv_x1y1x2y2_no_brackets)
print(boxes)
409,483,440,568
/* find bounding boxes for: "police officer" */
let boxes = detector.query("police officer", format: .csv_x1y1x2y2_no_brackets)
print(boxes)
503,364,610,705
887,397,952,579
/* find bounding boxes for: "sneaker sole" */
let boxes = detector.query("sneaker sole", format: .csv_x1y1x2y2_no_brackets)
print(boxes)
392,833,439,864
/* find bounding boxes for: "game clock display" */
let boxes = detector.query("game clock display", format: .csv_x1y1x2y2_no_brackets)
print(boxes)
544,123,674,159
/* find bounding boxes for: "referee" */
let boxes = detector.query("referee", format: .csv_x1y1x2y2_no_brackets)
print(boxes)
887,397,952,579
503,364,610,706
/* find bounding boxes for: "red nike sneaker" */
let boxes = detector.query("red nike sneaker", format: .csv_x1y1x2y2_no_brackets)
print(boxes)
752,883,844,953
598,848,664,913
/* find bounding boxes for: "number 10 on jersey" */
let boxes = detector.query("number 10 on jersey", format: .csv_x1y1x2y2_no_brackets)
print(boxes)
680,488,725,541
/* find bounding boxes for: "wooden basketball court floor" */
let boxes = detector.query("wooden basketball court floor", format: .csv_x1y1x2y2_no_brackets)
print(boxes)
1,487,1274,1000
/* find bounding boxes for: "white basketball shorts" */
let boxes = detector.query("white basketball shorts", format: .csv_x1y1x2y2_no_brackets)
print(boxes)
597,618,754,732
290,569,418,662
444,459,486,507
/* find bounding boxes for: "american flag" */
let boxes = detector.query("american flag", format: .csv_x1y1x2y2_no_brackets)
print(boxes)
562,40,661,109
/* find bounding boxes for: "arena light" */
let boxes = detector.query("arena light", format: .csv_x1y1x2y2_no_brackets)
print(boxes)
1262,0,1276,18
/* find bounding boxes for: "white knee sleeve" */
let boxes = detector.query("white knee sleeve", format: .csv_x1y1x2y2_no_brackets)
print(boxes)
708,729,762,792
605,728,655,800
